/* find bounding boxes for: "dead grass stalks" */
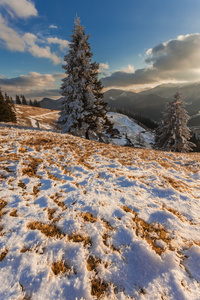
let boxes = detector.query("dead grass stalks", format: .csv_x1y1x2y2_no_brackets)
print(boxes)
9,209,18,217
51,260,69,276
0,249,8,261
27,221,65,239
91,278,108,299
68,233,92,247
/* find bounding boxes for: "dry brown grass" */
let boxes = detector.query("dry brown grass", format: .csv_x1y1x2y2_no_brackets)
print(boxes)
18,180,26,189
1,153,20,162
86,255,101,272
24,137,53,147
9,209,18,217
50,193,67,211
102,233,110,247
163,176,189,193
101,219,114,231
21,156,42,177
68,233,92,247
0,249,8,261
32,185,40,196
18,147,27,153
47,171,60,181
0,199,7,211
1,166,12,173
0,173,7,181
7,178,14,185
20,246,31,253
91,278,108,299
122,205,135,214
27,221,65,239
51,260,69,276
0,199,7,223
47,208,56,220
162,205,187,223
194,241,200,247
47,208,62,223
81,212,97,223
122,205,173,255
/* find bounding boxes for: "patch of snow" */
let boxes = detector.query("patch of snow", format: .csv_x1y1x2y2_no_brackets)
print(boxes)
107,112,155,148
120,92,127,97
0,126,200,299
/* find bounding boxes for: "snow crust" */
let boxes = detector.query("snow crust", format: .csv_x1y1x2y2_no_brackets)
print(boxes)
0,126,200,299
107,112,155,148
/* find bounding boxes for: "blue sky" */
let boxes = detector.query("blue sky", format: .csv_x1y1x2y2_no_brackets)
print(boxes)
1,0,200,99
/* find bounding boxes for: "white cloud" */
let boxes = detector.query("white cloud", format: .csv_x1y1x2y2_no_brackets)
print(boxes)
47,37,70,52
0,72,60,99
0,72,56,88
122,64,135,73
103,33,200,89
49,24,58,29
0,19,61,64
0,1,62,64
99,62,110,73
24,33,61,64
145,33,200,74
0,0,38,18
0,14,25,51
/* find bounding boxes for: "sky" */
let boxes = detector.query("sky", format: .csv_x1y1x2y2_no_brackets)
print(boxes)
1,0,200,100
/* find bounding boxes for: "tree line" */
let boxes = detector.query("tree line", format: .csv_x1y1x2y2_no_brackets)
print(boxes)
0,90,41,123
15,95,41,107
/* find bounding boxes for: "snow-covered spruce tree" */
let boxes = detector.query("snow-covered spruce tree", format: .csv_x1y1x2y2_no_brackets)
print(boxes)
58,17,112,139
155,92,195,152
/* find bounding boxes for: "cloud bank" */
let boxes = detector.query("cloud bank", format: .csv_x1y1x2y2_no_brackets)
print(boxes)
0,72,61,99
102,33,200,90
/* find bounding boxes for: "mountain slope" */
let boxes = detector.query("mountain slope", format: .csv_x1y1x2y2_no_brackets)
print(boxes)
39,97,60,110
139,82,200,117
38,82,200,123
104,90,170,121
0,126,200,299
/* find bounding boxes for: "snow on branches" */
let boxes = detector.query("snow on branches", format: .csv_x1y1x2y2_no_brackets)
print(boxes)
155,92,195,152
58,17,112,139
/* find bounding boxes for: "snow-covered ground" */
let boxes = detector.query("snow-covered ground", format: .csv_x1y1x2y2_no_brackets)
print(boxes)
15,106,155,148
107,112,155,148
15,105,59,130
0,126,200,299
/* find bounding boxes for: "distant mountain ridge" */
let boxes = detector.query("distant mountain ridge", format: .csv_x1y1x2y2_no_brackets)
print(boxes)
39,82,200,123
39,98,61,110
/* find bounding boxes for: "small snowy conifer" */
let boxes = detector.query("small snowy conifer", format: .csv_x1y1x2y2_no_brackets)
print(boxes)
58,17,112,138
155,92,194,152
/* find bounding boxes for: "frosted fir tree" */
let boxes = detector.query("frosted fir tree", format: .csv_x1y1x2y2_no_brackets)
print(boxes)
58,17,112,139
155,92,195,152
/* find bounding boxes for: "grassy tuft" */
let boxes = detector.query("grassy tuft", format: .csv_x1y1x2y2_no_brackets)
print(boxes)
51,260,69,276
27,221,65,239
91,278,108,298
